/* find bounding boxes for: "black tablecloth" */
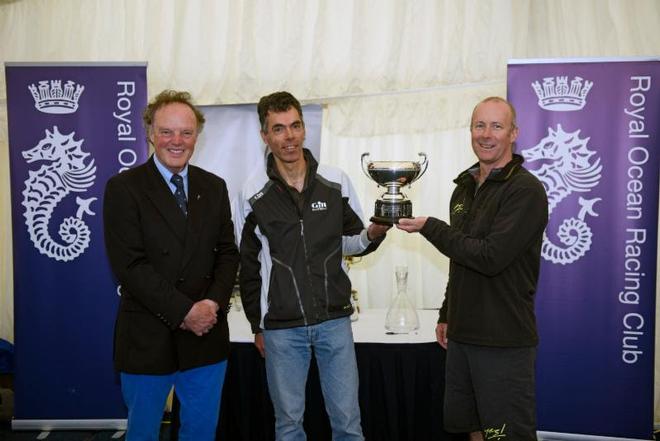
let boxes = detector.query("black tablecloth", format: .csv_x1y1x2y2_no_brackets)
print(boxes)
173,342,464,441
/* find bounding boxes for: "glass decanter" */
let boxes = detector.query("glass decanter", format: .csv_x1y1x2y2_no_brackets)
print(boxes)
385,265,420,333
345,256,361,321
230,286,242,312
350,289,360,322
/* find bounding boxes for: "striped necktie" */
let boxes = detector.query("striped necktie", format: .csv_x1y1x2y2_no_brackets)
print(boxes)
170,174,187,216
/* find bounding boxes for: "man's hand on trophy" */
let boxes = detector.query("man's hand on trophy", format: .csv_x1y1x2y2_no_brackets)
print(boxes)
396,217,428,233
367,223,391,241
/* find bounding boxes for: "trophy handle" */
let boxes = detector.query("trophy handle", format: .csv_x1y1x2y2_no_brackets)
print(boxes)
411,152,428,184
361,153,372,180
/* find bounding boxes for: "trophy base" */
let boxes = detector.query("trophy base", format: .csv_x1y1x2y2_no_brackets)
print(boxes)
370,215,412,225
370,200,413,225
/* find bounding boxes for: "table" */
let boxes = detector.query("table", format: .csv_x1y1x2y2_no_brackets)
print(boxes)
173,309,463,441
227,308,441,344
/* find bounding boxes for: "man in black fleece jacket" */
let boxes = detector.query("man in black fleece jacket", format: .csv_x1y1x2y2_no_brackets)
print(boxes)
397,96,548,441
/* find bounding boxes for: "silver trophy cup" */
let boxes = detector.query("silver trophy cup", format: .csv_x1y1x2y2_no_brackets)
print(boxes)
361,152,428,225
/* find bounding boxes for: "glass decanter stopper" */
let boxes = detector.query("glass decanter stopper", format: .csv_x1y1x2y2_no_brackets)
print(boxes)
230,286,242,312
385,265,420,333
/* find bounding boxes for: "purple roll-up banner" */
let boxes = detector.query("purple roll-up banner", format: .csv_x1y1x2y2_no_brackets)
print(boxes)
5,63,148,430
508,58,660,440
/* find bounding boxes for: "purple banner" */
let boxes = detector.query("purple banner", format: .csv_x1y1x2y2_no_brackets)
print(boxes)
508,59,660,440
5,63,148,426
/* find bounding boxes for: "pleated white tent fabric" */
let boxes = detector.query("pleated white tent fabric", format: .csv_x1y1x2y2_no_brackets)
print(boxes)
1,0,660,425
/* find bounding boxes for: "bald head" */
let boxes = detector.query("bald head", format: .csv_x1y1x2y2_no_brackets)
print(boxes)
471,96,517,130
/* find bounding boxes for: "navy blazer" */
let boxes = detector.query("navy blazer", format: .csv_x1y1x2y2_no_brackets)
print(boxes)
104,156,239,374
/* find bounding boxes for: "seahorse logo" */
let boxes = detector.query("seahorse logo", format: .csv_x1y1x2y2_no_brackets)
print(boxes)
521,124,602,265
22,126,97,262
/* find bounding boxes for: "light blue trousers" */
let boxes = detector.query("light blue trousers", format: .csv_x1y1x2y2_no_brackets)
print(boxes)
264,317,364,441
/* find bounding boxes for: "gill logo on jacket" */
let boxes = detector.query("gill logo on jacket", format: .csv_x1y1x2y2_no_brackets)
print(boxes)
311,201,327,212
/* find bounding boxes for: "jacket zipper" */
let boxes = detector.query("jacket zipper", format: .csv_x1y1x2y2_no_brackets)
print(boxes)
299,218,319,320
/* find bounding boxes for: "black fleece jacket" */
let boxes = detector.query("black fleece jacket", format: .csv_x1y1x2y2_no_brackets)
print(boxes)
421,155,548,347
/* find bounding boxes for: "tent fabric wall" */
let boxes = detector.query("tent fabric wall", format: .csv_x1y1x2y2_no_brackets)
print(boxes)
1,0,660,423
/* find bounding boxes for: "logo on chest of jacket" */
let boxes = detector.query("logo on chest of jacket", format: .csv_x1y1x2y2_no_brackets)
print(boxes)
311,201,328,212
452,202,465,215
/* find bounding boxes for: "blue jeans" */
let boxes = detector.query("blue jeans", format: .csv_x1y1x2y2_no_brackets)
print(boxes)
263,317,364,441
120,361,226,441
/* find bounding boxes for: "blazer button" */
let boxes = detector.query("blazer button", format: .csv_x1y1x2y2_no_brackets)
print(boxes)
178,278,185,283
204,274,212,280
162,249,169,255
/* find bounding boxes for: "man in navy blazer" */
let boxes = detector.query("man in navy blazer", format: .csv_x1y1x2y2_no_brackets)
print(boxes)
104,90,239,441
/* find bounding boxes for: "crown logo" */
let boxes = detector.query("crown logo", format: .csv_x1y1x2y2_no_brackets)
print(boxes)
531,76,593,112
28,80,85,114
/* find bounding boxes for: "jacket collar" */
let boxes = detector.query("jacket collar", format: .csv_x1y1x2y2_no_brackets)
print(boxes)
266,148,319,190
144,156,187,241
454,154,524,185
143,156,204,269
